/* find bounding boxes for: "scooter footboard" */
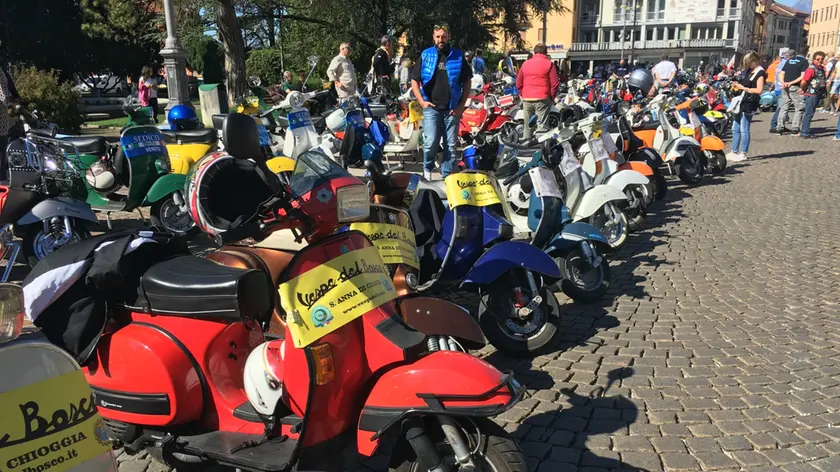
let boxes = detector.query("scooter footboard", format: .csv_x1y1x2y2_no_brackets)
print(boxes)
356,351,523,456
461,240,561,285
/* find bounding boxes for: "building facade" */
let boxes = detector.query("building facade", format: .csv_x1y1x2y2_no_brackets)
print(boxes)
510,0,757,72
764,3,809,58
808,0,840,55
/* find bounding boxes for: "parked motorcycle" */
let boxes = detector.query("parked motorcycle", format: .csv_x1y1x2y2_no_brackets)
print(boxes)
0,284,119,472
645,93,707,185
368,159,563,356
61,104,194,235
76,114,527,471
0,134,97,276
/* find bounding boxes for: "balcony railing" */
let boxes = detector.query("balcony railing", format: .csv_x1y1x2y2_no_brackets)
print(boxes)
716,7,725,18
646,10,665,21
580,12,600,24
729,6,738,16
612,11,636,23
570,38,735,51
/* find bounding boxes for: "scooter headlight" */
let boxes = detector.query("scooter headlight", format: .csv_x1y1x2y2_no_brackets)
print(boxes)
336,185,370,223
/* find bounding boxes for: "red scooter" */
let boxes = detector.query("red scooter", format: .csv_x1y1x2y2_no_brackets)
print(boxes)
84,114,526,471
460,94,515,145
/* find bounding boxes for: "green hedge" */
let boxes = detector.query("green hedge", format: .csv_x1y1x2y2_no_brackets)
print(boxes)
245,49,285,87
13,66,84,133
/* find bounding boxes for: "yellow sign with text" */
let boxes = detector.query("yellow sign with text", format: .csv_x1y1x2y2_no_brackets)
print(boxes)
0,371,112,472
279,245,398,348
444,172,502,209
349,223,419,269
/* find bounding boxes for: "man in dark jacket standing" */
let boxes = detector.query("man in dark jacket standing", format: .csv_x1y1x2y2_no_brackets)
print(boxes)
516,43,559,140
411,25,472,180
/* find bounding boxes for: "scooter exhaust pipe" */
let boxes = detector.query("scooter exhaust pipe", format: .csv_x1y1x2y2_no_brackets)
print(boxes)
403,419,446,472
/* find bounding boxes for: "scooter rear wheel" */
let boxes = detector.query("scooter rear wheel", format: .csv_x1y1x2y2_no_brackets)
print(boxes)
478,274,560,357
390,417,528,472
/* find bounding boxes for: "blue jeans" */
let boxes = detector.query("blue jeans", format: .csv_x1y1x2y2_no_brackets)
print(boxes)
770,106,780,130
834,115,840,138
422,107,459,177
801,94,819,136
731,113,753,154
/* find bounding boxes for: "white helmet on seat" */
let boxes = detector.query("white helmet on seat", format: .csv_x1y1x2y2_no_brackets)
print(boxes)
243,340,286,417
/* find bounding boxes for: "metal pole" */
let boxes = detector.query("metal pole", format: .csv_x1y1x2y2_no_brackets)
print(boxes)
621,0,626,60
160,0,190,110
630,0,637,60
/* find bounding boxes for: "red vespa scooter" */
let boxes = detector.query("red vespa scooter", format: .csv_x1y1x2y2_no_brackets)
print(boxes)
84,114,526,472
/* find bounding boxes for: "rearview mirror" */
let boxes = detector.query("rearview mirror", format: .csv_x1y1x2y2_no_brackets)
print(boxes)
0,284,25,344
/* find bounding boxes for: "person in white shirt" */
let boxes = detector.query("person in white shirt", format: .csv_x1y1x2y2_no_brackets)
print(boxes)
327,42,357,102
652,54,677,91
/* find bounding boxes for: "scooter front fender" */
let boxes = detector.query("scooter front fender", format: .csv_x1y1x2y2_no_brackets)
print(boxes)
605,169,650,193
572,185,628,221
700,135,725,152
618,161,654,177
356,351,523,456
144,174,187,204
546,222,611,254
462,241,561,285
397,296,485,349
17,197,98,225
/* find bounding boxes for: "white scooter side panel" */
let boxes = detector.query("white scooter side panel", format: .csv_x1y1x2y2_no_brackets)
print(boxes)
605,169,649,192
663,136,700,162
572,184,628,221
0,336,118,472
283,109,321,159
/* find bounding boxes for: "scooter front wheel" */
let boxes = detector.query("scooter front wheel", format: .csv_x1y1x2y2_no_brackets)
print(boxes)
553,247,611,304
23,220,91,268
390,417,528,472
478,273,560,357
590,204,628,251
623,185,648,232
708,150,727,174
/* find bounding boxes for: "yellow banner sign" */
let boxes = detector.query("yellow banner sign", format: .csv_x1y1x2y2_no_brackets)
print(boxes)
444,172,502,209
0,371,112,472
279,245,398,348
349,223,419,269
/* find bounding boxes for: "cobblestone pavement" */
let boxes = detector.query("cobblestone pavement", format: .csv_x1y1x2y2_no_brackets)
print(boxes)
91,114,840,471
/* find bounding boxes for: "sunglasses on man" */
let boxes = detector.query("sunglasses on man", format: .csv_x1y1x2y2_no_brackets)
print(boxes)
433,24,450,32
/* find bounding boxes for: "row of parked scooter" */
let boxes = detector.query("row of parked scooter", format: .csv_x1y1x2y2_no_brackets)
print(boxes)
3,68,742,472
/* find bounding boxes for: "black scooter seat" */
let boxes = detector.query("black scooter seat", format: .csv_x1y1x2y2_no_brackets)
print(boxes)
140,256,273,322
60,136,109,155
161,128,218,145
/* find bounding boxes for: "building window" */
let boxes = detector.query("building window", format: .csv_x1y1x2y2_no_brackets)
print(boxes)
776,35,784,44
646,29,654,40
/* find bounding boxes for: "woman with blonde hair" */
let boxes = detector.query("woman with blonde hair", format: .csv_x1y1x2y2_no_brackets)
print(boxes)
728,51,766,161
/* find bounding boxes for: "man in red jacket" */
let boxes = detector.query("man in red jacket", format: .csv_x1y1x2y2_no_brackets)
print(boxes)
516,43,560,140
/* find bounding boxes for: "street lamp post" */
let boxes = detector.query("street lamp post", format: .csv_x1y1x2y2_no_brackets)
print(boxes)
160,0,191,111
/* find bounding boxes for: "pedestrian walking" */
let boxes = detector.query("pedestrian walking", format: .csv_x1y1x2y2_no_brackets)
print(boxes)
777,46,808,135
0,65,15,182
769,48,791,133
800,51,827,139
516,43,560,141
728,51,765,161
370,36,395,95
498,51,517,80
652,54,677,91
471,49,486,77
139,66,159,123
398,57,412,94
826,53,840,114
410,24,472,180
327,42,358,102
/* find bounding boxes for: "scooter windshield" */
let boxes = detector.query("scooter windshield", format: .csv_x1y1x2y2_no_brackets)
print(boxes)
289,150,352,198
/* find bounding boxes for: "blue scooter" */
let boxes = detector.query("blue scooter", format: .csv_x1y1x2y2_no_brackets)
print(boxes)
365,159,562,357
463,138,613,304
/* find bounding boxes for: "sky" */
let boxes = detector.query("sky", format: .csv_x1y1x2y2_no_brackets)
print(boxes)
777,0,812,12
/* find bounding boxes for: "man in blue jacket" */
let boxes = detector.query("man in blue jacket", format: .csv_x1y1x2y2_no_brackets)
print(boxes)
410,24,473,180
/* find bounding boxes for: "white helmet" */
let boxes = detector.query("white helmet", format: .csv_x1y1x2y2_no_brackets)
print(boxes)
243,340,286,417
85,160,118,193
326,108,347,133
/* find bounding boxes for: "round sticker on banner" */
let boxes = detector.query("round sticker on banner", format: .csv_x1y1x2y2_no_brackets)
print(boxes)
93,418,110,447
387,213,396,224
461,189,471,201
340,245,350,254
311,305,333,328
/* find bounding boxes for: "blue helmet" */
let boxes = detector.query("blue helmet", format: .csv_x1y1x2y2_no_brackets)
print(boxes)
168,104,199,130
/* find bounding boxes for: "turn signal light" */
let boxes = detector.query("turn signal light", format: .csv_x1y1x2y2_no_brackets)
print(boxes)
311,343,335,385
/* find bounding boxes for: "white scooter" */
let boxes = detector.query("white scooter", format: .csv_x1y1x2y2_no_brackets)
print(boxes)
647,93,706,185
500,117,630,249
0,284,119,472
575,113,651,232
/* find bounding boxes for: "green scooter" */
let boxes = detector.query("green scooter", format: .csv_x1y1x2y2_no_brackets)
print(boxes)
59,102,195,235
